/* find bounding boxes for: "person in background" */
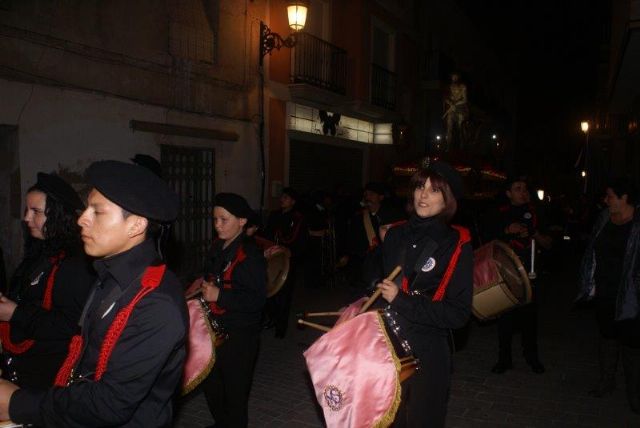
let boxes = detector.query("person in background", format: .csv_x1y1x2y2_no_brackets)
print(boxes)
264,187,308,338
0,172,94,388
343,182,388,289
200,193,266,428
577,177,640,413
377,160,473,427
484,176,551,374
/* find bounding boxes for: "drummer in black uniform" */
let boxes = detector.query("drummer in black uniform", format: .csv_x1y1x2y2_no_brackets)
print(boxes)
484,176,551,374
0,160,188,427
0,172,94,388
200,192,267,428
376,160,473,427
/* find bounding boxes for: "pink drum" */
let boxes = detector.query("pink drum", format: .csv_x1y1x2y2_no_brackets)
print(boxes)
303,311,414,428
472,240,532,320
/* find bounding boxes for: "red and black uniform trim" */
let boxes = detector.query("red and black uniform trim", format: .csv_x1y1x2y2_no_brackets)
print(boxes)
54,264,166,386
209,245,246,316
400,225,471,301
0,251,65,355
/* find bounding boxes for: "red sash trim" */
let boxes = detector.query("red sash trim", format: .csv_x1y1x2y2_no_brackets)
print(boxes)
54,264,166,386
0,252,65,355
210,246,247,315
431,226,471,302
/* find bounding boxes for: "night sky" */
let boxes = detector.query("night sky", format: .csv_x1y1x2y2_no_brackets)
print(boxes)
459,0,607,186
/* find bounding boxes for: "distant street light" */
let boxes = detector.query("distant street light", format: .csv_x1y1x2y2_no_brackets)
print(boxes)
580,121,589,194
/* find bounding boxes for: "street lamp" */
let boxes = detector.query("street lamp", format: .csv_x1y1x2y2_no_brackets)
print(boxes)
257,2,308,213
260,1,308,63
580,121,589,194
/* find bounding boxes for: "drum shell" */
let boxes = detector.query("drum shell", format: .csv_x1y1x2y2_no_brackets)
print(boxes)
472,240,532,320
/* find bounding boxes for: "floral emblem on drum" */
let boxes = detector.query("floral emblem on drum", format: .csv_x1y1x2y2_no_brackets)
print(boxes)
323,385,345,411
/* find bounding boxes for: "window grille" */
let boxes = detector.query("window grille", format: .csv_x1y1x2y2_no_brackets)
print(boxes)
161,145,215,279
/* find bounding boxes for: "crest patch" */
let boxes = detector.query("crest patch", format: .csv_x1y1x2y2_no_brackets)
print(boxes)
421,257,436,272
323,385,345,411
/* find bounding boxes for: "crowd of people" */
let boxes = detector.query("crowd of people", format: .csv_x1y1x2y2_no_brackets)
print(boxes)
0,155,636,427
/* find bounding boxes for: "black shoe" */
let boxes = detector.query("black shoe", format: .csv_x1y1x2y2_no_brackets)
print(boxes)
526,358,545,374
491,360,513,374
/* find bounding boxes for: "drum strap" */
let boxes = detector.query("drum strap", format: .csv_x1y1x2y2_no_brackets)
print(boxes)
54,264,166,386
363,210,377,250
0,251,65,355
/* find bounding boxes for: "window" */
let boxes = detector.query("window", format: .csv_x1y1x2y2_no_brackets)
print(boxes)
161,145,215,278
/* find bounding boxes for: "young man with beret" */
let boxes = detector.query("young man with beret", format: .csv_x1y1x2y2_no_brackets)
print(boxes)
0,160,188,427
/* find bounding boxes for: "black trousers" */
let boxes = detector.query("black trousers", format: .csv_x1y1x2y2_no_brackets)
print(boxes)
497,300,539,361
266,264,297,337
203,331,260,428
393,339,450,428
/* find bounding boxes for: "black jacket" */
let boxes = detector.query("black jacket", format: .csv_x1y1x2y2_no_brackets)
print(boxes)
9,239,189,427
204,235,266,333
4,245,94,388
381,216,473,357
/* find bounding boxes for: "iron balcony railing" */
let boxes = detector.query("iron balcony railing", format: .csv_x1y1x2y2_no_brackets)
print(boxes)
371,63,396,110
291,32,347,95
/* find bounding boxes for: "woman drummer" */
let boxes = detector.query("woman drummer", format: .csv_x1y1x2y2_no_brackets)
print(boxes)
0,172,94,388
200,193,267,428
376,160,473,427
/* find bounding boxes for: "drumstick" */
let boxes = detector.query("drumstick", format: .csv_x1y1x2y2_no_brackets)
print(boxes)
185,289,202,300
358,265,402,314
303,311,343,317
297,319,331,332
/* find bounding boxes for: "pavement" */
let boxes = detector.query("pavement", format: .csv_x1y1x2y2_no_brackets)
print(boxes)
173,262,640,427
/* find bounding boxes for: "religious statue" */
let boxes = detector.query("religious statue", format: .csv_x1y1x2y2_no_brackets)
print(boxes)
443,73,469,148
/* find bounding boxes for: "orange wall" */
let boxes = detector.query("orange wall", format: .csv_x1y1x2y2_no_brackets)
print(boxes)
267,0,294,84
268,97,287,209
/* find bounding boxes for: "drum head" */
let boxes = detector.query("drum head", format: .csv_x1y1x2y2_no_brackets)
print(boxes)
492,241,531,304
266,246,290,298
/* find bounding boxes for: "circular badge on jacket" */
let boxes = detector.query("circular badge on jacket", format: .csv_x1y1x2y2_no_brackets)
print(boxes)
524,212,532,220
421,257,436,272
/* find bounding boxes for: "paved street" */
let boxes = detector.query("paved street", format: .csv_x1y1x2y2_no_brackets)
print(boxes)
174,263,640,427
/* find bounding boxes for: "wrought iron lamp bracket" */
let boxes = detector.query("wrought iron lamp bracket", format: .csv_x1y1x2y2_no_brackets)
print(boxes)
260,22,297,58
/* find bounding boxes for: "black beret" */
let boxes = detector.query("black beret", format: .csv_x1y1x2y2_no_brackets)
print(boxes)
34,172,84,212
86,160,179,222
428,160,465,200
131,154,163,178
214,193,252,219
364,182,386,196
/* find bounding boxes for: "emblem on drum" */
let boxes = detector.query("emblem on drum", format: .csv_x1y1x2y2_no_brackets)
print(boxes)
421,257,436,272
323,384,345,411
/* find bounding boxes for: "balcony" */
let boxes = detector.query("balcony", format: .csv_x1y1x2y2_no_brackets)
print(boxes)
370,63,396,110
291,32,347,95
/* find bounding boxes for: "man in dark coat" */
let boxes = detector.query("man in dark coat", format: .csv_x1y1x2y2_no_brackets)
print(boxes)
0,160,188,427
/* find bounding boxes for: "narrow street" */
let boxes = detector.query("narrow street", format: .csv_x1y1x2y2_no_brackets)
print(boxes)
174,259,640,427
